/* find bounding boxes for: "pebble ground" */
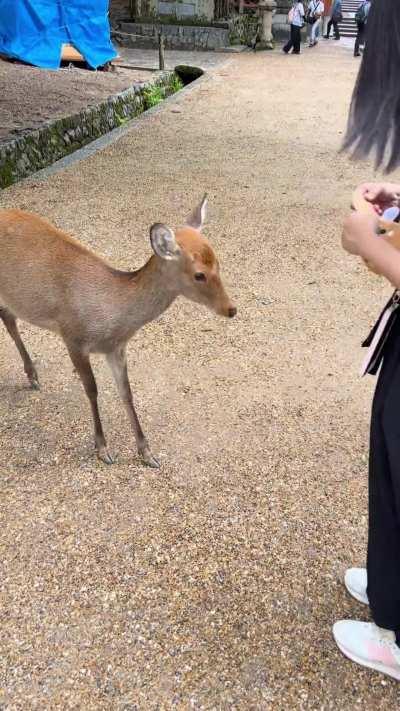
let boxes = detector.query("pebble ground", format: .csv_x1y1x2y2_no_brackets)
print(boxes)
0,41,398,709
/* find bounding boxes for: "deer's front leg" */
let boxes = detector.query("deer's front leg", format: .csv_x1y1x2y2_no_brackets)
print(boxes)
106,347,160,468
66,345,114,465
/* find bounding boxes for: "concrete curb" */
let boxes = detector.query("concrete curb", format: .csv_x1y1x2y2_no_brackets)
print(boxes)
0,70,181,190
13,66,221,187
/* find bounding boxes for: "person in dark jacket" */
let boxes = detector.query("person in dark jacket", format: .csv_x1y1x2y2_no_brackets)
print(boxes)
324,0,342,39
354,0,371,56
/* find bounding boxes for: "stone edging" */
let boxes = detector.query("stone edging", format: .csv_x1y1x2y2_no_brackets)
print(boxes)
0,71,179,190
115,22,230,51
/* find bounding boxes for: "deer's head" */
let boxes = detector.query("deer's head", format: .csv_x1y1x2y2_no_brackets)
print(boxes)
150,196,237,318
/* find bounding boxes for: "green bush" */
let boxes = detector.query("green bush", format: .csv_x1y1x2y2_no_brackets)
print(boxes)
142,74,183,110
168,74,184,94
143,84,166,109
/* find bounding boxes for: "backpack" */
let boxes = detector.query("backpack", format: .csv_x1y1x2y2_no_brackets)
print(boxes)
288,2,304,25
305,1,320,24
355,1,367,23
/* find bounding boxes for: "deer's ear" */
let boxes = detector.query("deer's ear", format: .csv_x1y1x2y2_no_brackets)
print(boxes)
186,194,208,231
150,223,181,260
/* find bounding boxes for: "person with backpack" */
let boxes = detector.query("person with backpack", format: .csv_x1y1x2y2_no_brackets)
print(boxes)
306,0,325,47
323,0,342,39
354,0,371,56
283,0,305,54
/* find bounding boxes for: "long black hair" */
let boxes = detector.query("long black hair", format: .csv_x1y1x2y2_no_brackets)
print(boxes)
343,0,400,173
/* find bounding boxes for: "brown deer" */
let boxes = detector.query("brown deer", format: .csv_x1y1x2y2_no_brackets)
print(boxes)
0,196,236,468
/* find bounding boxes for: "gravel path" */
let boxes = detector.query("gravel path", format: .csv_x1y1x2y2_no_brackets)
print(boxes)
0,41,398,708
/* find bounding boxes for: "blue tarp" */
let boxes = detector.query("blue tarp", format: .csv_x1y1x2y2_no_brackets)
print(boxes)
0,0,117,69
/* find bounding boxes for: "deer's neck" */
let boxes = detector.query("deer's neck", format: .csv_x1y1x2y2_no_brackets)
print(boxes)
116,256,178,336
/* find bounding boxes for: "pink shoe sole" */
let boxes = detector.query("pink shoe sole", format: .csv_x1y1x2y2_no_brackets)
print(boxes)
333,634,400,681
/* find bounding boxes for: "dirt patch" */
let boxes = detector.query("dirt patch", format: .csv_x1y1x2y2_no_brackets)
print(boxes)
0,58,153,144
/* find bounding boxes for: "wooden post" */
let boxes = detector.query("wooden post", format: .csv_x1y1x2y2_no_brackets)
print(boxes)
128,0,137,20
158,31,165,70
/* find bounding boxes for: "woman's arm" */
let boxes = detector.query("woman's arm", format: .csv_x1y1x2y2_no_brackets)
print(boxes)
342,212,400,286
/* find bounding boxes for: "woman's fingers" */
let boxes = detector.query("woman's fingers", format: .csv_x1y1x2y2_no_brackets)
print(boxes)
342,211,379,256
361,182,400,207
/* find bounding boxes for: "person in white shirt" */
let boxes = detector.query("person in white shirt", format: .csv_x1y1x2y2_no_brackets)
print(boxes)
307,0,324,46
283,1,305,54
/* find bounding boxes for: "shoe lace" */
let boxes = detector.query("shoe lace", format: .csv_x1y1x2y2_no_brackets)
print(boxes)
370,624,400,659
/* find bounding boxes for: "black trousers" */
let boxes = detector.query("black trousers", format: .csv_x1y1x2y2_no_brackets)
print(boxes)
283,24,301,54
326,18,340,38
354,21,365,55
367,314,400,638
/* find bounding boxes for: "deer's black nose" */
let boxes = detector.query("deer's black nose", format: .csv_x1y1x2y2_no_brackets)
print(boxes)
228,307,237,318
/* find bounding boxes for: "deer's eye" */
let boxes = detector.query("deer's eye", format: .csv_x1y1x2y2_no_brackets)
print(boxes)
194,272,206,282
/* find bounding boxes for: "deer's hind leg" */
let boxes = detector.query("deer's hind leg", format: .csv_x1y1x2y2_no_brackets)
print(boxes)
0,308,40,390
65,343,114,465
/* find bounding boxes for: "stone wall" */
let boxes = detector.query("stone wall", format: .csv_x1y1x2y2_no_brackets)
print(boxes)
109,0,130,23
272,0,291,38
116,21,229,49
110,0,214,22
197,0,215,20
109,0,299,37
0,73,181,189
110,0,296,41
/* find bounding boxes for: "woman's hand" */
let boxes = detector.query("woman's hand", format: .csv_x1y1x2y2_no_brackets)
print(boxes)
345,187,400,286
342,211,379,256
359,183,400,214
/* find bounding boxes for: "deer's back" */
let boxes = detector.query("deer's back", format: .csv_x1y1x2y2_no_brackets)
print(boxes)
0,209,116,336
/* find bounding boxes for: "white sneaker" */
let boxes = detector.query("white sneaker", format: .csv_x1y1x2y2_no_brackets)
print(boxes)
333,620,400,681
344,568,368,605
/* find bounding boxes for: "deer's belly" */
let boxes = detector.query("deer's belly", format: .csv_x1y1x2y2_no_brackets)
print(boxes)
0,291,61,335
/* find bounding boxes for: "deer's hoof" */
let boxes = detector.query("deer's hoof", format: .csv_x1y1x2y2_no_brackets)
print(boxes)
98,448,116,465
28,372,40,390
141,449,160,468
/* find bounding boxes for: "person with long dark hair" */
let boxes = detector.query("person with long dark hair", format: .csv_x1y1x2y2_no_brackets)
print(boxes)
335,0,400,681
